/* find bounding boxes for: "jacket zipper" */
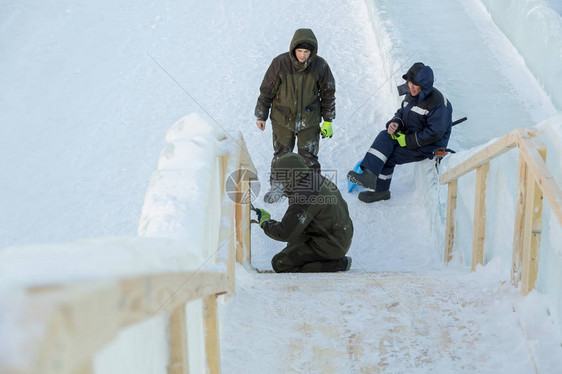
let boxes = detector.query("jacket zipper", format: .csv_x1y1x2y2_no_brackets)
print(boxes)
296,71,304,133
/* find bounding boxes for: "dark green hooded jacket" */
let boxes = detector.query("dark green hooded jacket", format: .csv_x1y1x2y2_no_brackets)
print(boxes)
262,153,353,256
255,29,336,133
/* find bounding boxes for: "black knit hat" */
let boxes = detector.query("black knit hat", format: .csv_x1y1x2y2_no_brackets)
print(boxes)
402,62,425,85
295,42,314,51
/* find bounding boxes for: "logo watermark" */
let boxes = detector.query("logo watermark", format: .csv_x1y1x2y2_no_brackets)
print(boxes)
226,168,340,206
270,168,339,205
225,169,261,204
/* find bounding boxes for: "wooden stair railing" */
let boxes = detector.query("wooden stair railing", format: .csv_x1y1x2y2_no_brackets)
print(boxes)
440,128,562,295
1,131,257,374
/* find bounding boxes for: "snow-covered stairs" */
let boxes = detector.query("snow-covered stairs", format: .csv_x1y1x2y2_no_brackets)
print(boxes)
218,269,555,373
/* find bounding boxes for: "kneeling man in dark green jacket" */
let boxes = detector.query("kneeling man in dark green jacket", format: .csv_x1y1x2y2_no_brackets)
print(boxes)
256,153,353,273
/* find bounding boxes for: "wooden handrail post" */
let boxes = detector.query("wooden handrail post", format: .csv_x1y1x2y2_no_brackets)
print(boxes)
444,180,458,264
471,162,490,271
204,295,221,374
438,126,561,295
227,231,236,294
511,153,529,286
520,147,546,295
234,176,251,265
168,305,189,374
77,362,94,374
234,168,250,266
220,152,236,294
220,153,230,196
245,195,252,264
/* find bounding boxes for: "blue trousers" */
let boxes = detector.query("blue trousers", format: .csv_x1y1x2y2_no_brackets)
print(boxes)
360,130,436,192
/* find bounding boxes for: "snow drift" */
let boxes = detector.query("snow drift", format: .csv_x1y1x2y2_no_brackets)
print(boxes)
480,0,562,111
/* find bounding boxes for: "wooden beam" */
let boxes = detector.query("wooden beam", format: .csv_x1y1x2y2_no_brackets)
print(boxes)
517,135,562,224
471,162,489,271
237,133,258,176
31,283,122,374
218,145,236,293
203,295,221,374
520,147,546,295
511,153,528,287
120,272,228,327
235,175,245,265
220,153,230,196
227,232,236,294
244,188,252,264
440,130,518,185
444,180,458,264
243,178,252,264
168,306,189,374
76,362,94,374
21,272,227,374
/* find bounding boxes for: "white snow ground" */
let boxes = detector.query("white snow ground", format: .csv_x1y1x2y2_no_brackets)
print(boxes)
1,0,562,373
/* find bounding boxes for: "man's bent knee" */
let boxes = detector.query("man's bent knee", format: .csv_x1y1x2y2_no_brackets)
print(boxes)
271,252,292,273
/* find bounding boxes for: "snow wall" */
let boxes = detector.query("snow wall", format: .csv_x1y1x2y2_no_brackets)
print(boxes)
454,0,562,336
0,114,228,373
364,0,562,335
99,113,229,374
480,0,562,112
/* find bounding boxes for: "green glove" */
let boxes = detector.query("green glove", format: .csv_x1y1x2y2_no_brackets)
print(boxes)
391,131,406,147
321,121,333,138
257,208,271,227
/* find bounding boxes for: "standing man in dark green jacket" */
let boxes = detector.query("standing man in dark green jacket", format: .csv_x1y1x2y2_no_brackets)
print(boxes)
255,153,353,273
255,28,336,203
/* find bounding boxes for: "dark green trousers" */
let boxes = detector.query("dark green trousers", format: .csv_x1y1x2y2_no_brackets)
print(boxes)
270,125,320,183
271,238,346,273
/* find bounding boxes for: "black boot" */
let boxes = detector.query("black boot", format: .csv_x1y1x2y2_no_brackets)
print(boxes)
339,256,352,271
347,168,378,190
358,190,391,203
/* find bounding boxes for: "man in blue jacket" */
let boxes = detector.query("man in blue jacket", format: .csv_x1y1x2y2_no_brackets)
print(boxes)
347,62,453,203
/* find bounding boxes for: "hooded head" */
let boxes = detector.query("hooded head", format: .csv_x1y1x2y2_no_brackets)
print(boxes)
403,62,434,103
271,153,311,195
402,62,425,85
289,28,318,67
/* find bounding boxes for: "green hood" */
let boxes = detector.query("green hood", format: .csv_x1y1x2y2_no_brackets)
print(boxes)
289,28,318,68
272,153,311,194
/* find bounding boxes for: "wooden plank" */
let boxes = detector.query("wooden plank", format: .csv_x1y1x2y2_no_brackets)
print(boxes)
511,153,528,287
233,133,256,266
30,283,122,374
243,178,252,264
227,230,236,294
76,362,94,374
220,153,230,197
235,172,245,265
235,203,243,265
203,295,221,374
235,132,255,264
517,136,562,225
218,146,236,293
237,133,258,175
168,306,189,374
471,162,490,271
217,177,236,294
521,147,546,295
444,180,458,264
20,272,227,374
244,184,252,264
440,130,518,185
120,272,228,326
0,366,25,374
